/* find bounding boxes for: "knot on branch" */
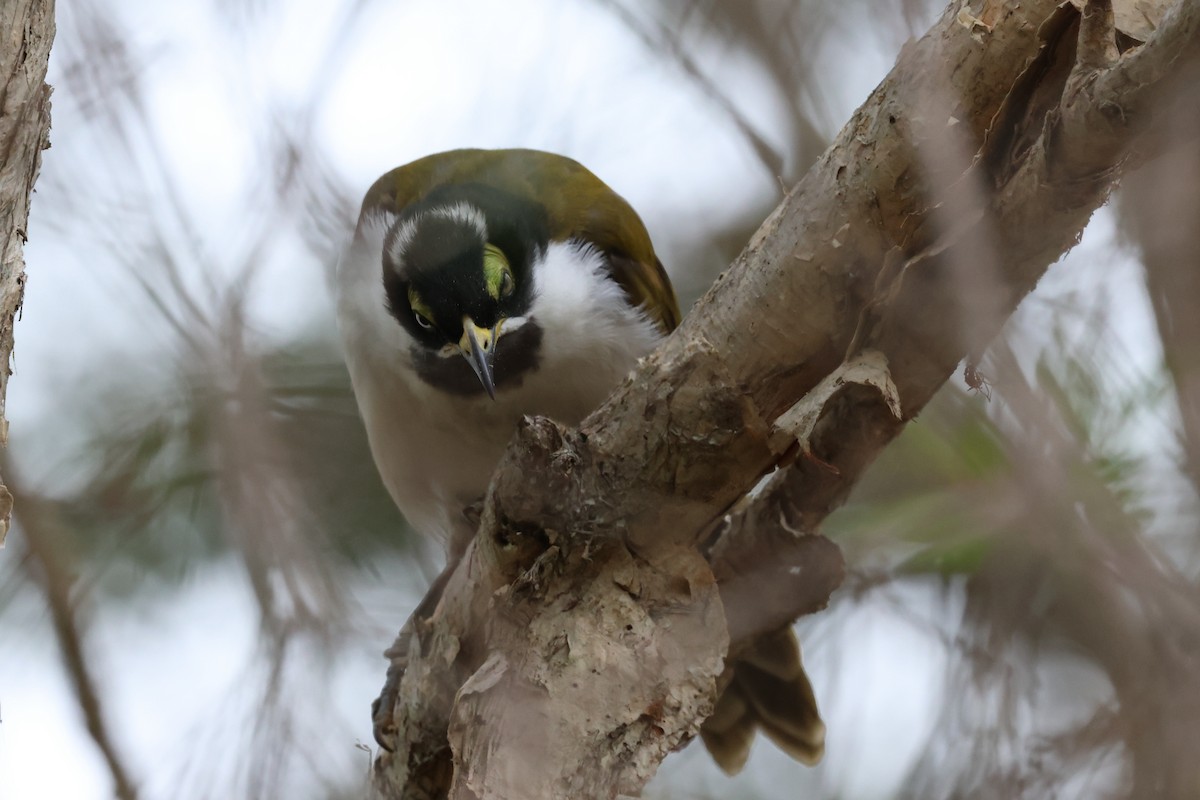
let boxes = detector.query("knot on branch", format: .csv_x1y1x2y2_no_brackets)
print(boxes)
489,415,586,520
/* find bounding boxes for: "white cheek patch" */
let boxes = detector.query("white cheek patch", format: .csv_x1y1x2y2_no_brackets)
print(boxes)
529,240,662,371
533,241,652,325
533,243,609,315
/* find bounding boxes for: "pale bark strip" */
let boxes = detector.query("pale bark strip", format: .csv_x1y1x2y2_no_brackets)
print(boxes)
372,1,1197,797
0,0,53,545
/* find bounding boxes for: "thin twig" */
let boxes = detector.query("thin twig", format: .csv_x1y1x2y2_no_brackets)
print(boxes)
12,479,140,800
592,0,785,181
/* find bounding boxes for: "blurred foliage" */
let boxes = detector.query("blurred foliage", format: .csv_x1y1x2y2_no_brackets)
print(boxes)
831,343,1162,577
33,334,408,598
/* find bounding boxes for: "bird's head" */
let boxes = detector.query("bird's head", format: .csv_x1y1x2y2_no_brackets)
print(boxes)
380,187,544,398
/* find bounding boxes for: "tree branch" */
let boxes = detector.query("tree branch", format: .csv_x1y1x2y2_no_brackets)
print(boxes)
371,0,1199,796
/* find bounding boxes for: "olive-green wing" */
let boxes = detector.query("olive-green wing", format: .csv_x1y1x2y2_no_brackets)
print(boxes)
361,148,681,335
502,150,682,336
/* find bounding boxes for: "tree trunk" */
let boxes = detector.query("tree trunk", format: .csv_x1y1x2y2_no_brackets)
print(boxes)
0,0,53,544
369,0,1199,797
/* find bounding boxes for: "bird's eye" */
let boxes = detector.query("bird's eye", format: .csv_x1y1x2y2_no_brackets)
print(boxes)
414,311,433,330
500,271,515,297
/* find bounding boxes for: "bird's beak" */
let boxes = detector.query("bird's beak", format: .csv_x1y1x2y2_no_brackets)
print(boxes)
459,316,498,400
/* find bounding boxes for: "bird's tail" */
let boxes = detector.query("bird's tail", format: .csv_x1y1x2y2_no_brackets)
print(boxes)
700,626,825,774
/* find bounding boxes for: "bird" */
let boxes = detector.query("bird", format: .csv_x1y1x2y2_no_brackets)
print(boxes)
335,148,678,559
335,147,823,770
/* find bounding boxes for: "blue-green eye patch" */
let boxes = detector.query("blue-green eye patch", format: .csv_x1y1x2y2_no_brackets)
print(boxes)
482,244,515,299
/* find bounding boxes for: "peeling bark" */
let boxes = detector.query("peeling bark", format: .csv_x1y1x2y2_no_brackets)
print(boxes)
0,0,53,545
371,0,1199,797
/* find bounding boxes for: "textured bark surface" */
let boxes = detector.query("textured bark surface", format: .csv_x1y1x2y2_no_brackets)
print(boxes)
371,0,1198,797
0,0,54,545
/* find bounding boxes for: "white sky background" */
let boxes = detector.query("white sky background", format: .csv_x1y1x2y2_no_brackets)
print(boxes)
0,0,1172,798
